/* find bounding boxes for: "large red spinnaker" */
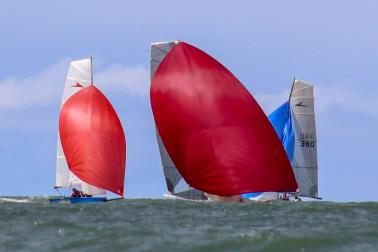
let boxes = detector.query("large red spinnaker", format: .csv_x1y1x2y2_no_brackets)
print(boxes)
151,42,297,196
59,85,126,196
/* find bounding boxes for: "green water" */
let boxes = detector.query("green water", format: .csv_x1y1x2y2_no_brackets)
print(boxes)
0,197,377,252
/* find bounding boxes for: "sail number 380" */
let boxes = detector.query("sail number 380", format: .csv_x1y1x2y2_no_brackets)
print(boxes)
300,140,315,147
299,133,315,148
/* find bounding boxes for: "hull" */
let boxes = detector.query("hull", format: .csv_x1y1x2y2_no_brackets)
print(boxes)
243,192,279,202
165,192,245,203
163,193,207,202
245,198,279,202
164,193,305,203
49,197,107,204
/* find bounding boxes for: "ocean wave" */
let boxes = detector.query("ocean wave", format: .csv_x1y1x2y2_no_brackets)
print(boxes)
0,199,377,252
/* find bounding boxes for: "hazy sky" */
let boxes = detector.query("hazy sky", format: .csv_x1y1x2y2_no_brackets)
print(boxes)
0,1,377,201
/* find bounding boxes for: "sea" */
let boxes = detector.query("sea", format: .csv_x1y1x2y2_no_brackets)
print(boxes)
0,197,377,252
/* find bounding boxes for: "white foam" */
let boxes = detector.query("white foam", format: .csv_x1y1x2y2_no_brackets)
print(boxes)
0,197,31,203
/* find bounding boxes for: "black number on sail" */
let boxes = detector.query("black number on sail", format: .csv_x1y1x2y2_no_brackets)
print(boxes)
300,140,315,148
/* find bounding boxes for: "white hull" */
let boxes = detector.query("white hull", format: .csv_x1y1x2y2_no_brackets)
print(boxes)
163,193,207,202
244,192,279,202
163,192,292,203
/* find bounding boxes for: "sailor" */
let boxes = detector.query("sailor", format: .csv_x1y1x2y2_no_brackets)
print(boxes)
293,195,302,201
71,188,92,198
280,193,289,201
71,188,82,198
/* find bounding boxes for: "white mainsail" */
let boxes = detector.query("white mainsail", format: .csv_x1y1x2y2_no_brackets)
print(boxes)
289,80,318,198
150,41,206,200
55,58,105,195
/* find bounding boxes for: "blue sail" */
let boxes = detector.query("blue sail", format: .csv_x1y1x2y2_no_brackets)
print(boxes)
268,101,294,162
242,192,263,198
242,101,294,199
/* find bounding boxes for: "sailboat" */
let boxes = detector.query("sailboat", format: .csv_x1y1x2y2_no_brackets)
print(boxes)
243,79,319,201
49,58,126,203
150,41,297,202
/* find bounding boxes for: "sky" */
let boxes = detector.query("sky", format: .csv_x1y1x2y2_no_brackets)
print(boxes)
0,1,377,201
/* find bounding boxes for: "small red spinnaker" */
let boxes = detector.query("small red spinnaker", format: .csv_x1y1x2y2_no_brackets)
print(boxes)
59,85,126,196
151,42,297,196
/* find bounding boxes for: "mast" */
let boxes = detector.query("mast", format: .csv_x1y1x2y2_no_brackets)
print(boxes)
90,56,93,85
288,77,296,103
